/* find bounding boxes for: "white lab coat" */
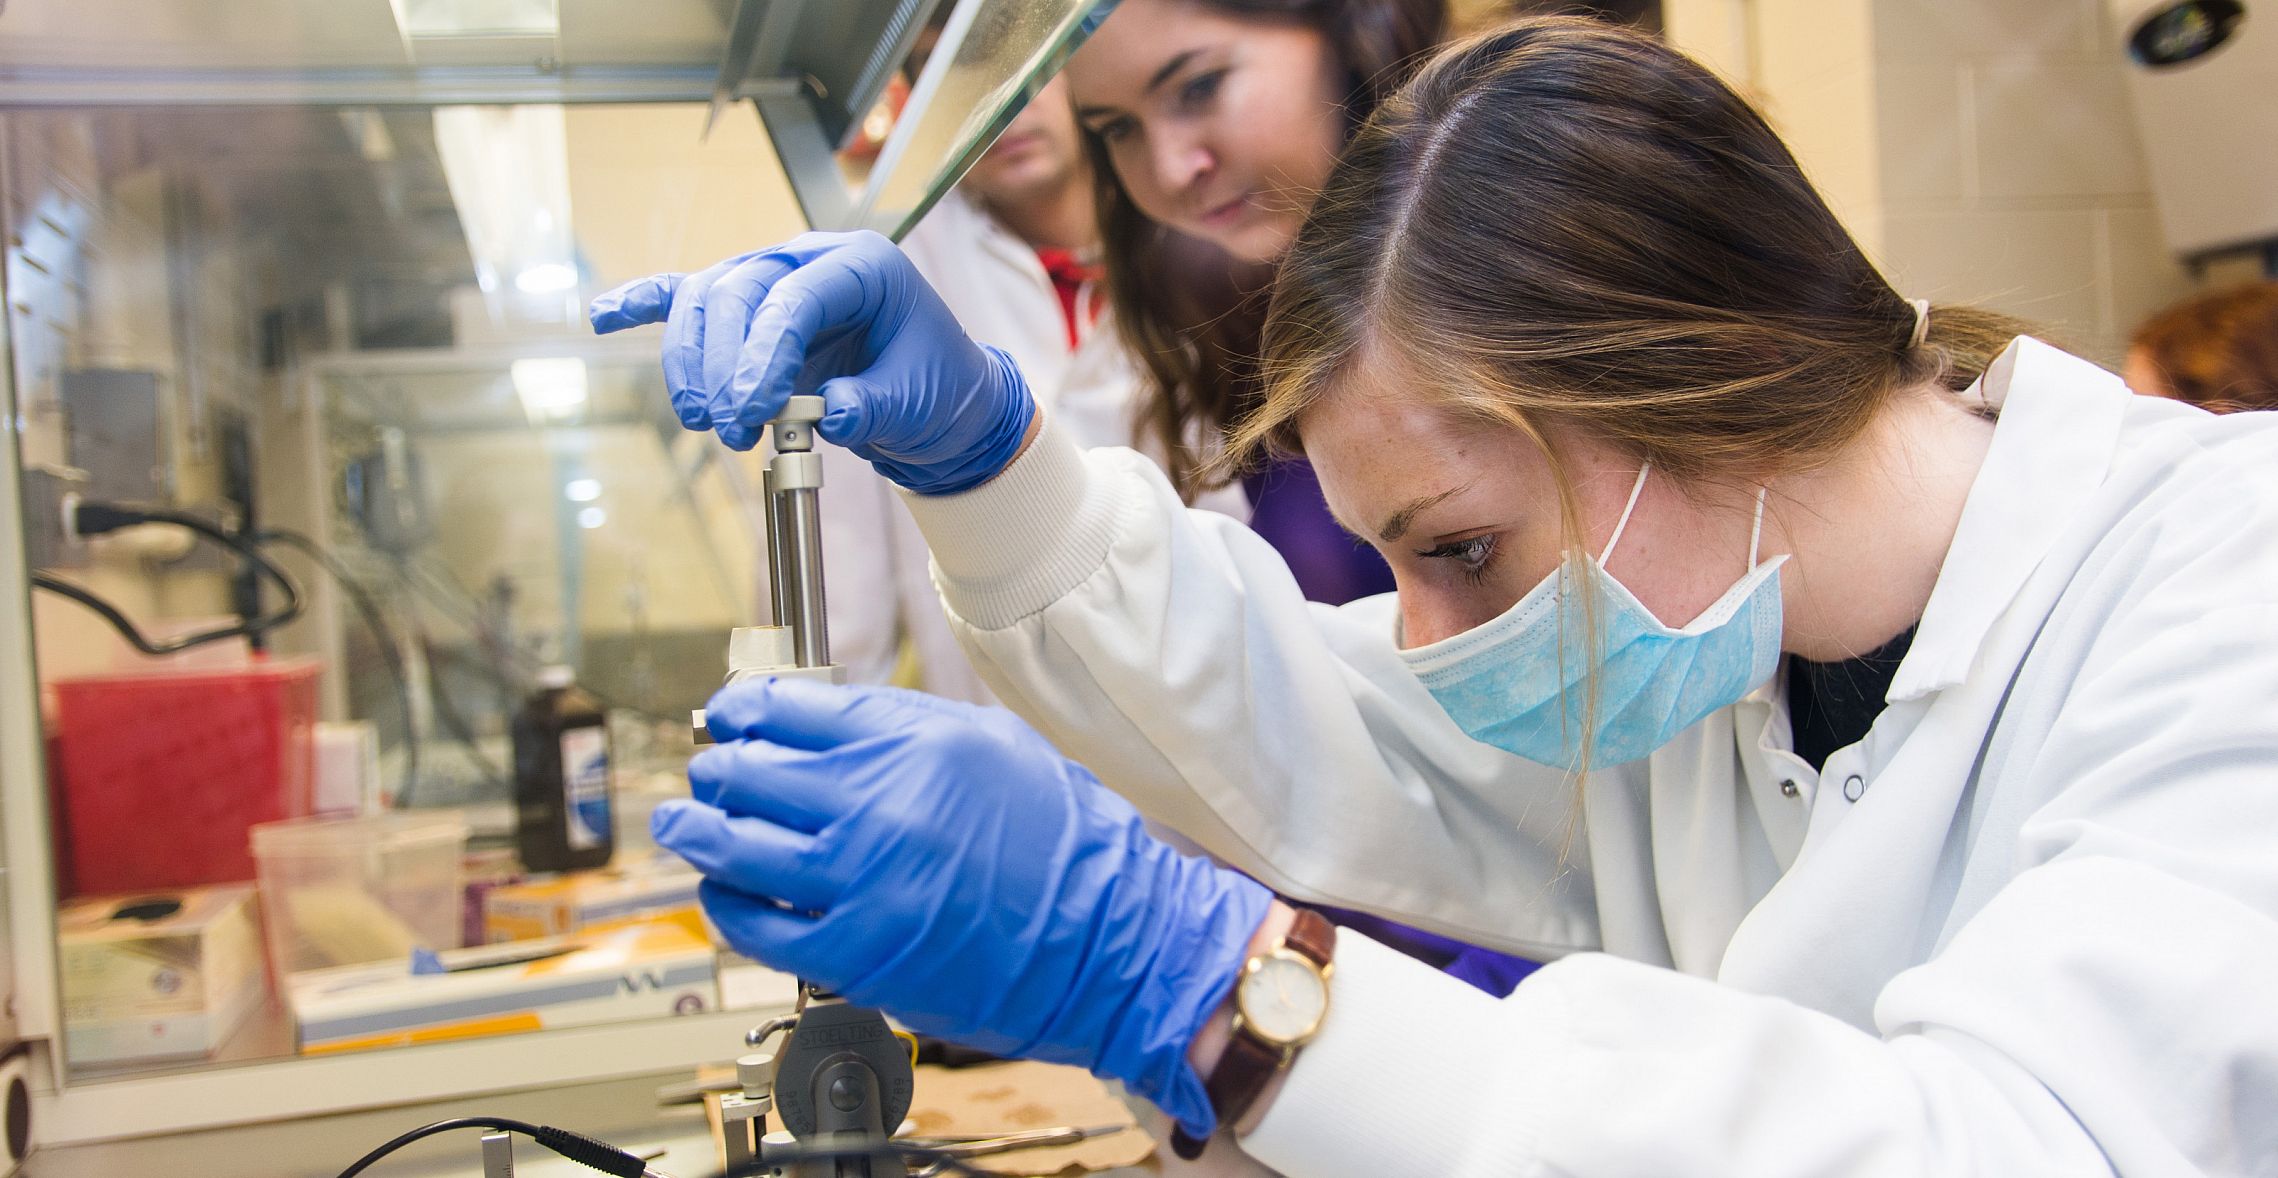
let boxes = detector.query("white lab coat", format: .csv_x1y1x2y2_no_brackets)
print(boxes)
813,191,1244,703
900,336,2278,1176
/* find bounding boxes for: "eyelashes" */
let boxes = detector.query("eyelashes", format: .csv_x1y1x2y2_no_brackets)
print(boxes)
1180,70,1225,108
1418,535,1499,584
1082,69,1228,144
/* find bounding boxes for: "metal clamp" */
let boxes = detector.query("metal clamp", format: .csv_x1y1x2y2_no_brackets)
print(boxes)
719,1052,777,1175
692,394,846,744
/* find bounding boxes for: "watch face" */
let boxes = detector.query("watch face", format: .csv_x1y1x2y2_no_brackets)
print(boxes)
1237,950,1329,1045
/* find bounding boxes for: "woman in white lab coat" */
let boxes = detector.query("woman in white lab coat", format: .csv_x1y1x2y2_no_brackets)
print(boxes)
596,17,2278,1176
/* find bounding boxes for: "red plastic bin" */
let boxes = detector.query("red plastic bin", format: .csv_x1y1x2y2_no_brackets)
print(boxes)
50,659,322,897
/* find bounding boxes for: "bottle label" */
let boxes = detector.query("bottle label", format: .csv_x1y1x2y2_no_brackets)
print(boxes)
560,725,611,850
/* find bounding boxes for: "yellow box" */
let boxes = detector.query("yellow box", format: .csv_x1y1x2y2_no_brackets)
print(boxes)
290,920,718,1055
483,864,702,942
59,886,264,1066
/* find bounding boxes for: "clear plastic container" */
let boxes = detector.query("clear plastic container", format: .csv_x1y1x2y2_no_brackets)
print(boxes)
249,812,468,979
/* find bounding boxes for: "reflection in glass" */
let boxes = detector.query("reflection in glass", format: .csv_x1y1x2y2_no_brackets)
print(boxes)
0,0,1120,1108
861,0,1107,237
4,101,788,1080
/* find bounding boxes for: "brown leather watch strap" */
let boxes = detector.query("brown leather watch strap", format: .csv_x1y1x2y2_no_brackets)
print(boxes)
1170,910,1337,1159
1283,908,1335,969
1179,1028,1283,1155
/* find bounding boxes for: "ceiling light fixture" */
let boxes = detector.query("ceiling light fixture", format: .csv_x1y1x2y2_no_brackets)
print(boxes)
512,357,588,422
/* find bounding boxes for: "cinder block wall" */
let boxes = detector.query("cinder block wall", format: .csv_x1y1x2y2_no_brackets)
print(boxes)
1667,0,2197,365
1866,0,2194,364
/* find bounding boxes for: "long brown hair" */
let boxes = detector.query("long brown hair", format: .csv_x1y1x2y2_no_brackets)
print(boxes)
1084,0,1448,498
1239,17,2029,782
1242,16,2026,487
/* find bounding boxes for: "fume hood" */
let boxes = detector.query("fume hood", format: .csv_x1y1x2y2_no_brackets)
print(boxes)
0,0,1113,239
0,0,1116,1152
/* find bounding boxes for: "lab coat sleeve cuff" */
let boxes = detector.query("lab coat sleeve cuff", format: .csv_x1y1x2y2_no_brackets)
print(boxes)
899,410,1125,629
1240,932,1558,1176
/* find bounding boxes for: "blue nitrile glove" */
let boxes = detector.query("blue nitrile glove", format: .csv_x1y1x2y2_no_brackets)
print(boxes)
588,231,1035,494
650,678,1272,1139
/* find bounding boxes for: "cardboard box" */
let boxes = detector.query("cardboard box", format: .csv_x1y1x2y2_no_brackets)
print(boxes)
482,863,702,942
59,885,265,1065
290,920,718,1055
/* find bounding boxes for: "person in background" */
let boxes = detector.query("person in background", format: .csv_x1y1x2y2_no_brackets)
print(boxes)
821,75,1243,704
2125,280,2278,413
1068,0,1445,606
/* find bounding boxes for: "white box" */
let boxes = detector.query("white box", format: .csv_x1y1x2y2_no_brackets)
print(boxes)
59,886,265,1066
289,920,719,1055
313,721,379,814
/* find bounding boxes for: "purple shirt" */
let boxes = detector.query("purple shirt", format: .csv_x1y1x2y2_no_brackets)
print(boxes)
1242,457,1395,605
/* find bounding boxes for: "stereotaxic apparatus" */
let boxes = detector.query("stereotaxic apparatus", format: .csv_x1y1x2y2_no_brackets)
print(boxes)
693,396,916,1178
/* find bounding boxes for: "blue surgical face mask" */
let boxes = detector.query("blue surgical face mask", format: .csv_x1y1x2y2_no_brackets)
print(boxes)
1399,465,1785,769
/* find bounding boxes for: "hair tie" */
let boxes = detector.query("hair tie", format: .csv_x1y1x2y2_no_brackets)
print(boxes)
1907,298,1932,349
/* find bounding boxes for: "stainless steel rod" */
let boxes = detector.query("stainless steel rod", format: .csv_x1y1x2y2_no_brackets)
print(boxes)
784,487,829,668
764,473,796,629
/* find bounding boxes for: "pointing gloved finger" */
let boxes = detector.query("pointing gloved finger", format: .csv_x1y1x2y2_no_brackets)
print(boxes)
588,272,682,334
697,878,829,976
650,800,838,913
687,738,848,832
704,676,961,751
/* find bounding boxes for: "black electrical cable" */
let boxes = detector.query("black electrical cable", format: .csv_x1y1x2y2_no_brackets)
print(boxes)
254,528,421,807
332,1116,652,1178
74,504,306,632
336,1115,997,1178
29,502,305,656
27,573,199,656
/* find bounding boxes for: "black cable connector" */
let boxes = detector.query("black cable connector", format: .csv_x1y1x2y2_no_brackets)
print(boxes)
66,499,153,538
30,499,305,657
532,1124,653,1177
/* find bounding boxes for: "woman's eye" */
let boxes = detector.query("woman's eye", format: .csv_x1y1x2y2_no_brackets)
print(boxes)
1090,117,1135,143
1418,535,1499,582
1179,70,1226,108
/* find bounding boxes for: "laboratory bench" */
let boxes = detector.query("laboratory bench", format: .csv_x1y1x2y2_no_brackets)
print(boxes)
19,1061,1279,1178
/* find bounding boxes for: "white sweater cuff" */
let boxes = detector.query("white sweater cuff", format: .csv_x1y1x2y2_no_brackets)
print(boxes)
1241,933,1555,1176
899,411,1124,630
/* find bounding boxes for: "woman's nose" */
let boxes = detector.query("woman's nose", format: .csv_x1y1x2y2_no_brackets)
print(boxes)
1399,585,1465,650
1400,577,1523,650
1149,127,1213,195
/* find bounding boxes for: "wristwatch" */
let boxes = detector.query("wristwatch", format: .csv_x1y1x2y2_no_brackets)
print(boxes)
1171,909,1337,1159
